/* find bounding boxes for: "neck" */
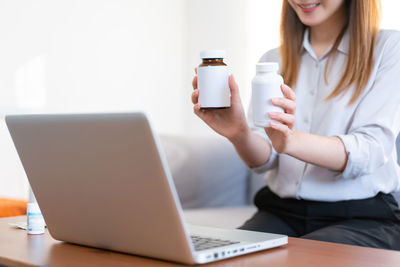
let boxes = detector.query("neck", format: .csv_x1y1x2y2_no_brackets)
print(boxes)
309,5,347,58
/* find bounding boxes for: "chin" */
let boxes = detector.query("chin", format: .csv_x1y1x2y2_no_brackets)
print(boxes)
297,16,324,27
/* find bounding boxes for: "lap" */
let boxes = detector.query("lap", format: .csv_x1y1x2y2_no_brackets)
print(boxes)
246,187,400,249
239,210,400,250
302,218,400,250
238,210,298,237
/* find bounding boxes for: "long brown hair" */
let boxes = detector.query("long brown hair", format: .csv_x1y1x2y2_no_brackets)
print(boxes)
280,0,381,105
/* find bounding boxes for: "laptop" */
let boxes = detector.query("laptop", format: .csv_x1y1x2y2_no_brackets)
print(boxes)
6,112,287,264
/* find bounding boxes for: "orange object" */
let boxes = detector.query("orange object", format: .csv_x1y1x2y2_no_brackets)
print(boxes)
0,198,27,218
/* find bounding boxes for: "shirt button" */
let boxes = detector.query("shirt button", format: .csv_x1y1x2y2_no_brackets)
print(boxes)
310,90,315,96
315,63,319,68
304,117,309,124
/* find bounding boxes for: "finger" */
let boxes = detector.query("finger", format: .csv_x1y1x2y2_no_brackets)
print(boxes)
193,103,211,123
192,76,198,90
191,89,199,104
195,67,197,75
229,75,241,102
193,103,203,118
270,121,291,135
265,127,274,138
193,102,200,113
269,112,295,129
271,97,296,114
281,84,296,101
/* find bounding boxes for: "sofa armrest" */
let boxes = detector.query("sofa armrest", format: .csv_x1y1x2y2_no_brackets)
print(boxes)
160,135,250,209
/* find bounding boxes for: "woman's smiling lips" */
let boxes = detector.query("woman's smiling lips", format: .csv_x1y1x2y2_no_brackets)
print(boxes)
298,2,321,13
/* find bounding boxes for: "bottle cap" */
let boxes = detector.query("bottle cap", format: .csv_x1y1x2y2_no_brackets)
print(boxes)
200,50,226,59
256,62,279,73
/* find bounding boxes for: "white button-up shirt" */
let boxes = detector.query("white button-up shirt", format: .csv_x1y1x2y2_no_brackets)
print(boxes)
249,29,400,201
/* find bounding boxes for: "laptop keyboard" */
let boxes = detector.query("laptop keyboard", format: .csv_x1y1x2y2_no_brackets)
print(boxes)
191,235,240,251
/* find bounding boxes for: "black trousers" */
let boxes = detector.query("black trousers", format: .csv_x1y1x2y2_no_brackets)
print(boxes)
239,187,400,250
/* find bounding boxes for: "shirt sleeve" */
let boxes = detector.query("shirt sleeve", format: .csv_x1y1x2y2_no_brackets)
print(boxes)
247,89,279,174
336,32,400,179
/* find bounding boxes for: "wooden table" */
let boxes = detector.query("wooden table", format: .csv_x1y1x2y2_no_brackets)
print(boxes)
1,216,400,267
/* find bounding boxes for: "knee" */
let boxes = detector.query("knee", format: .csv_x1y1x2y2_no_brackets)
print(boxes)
301,230,345,244
301,225,359,246
238,218,268,233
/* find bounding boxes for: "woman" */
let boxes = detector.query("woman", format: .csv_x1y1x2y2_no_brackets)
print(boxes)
191,0,400,249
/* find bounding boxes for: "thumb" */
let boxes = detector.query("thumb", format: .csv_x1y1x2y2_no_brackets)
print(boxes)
229,75,240,102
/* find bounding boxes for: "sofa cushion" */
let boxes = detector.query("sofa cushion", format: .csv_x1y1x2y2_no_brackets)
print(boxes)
248,172,268,204
183,206,256,229
160,135,249,209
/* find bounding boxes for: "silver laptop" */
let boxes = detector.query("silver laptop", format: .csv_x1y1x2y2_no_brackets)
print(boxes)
6,112,287,264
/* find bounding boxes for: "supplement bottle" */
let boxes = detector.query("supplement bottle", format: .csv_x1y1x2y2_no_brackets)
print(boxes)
27,187,45,235
252,62,284,127
197,50,230,109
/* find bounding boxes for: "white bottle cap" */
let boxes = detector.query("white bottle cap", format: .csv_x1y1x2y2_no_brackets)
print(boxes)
200,50,226,59
256,62,278,73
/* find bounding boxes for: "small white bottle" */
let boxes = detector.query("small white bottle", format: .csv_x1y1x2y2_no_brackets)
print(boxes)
27,187,45,235
252,62,284,127
197,50,230,109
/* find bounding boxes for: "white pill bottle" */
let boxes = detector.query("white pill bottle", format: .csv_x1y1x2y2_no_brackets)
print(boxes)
252,62,284,127
197,50,230,109
27,186,45,235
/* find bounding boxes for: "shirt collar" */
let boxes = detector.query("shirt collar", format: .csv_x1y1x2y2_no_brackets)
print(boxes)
302,27,350,60
302,28,318,59
337,28,349,55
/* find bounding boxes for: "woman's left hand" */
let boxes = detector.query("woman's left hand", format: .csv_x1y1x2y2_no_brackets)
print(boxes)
265,84,297,154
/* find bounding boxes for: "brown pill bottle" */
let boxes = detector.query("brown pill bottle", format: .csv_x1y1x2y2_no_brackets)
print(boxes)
197,50,230,109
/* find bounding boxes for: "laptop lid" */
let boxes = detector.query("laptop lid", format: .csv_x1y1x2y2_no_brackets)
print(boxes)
6,112,196,264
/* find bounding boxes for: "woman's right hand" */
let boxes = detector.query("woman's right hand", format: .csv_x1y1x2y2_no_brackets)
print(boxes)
191,73,249,142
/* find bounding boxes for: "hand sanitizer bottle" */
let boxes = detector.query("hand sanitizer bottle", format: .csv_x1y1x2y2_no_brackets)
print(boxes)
27,186,45,235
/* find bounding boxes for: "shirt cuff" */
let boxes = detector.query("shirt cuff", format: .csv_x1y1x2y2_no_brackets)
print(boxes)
250,139,278,174
336,134,363,179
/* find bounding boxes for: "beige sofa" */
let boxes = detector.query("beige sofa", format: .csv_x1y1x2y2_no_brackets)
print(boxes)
160,135,265,229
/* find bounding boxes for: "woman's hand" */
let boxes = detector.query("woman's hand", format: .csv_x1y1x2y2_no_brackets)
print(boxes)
265,84,297,153
191,72,249,142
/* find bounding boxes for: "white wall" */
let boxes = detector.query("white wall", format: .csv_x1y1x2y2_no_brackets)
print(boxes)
0,0,186,199
183,0,248,135
0,0,185,133
381,0,400,30
0,118,29,200
246,0,282,93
